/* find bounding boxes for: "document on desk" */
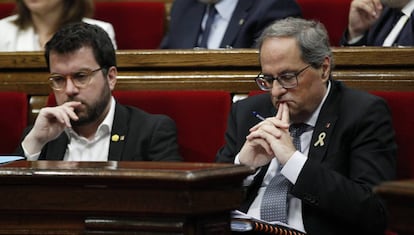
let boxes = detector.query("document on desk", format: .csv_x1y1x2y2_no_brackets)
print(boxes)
0,156,25,165
231,210,306,234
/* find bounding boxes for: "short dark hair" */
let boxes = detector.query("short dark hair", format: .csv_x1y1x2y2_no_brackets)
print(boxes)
44,22,116,72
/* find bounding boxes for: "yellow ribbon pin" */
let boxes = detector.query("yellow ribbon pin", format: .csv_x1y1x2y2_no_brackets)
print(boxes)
111,134,120,142
314,132,326,147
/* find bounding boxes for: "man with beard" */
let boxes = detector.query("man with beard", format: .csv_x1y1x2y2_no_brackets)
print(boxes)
160,0,302,49
15,22,182,162
216,18,396,234
340,0,414,46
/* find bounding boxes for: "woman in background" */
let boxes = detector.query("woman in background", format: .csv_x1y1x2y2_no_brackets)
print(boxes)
0,0,117,51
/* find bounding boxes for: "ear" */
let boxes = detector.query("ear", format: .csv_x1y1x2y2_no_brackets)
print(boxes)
106,66,117,91
321,56,331,81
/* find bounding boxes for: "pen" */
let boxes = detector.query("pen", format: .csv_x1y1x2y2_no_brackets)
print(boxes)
252,111,266,121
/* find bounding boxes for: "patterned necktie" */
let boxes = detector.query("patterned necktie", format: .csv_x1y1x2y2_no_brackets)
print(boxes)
198,4,217,48
260,123,310,223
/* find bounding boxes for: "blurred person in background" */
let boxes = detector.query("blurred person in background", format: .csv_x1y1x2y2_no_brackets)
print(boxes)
160,0,302,49
341,0,414,46
0,0,117,51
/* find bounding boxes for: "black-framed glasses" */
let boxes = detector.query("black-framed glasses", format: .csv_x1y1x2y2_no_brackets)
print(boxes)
48,68,103,91
255,65,311,91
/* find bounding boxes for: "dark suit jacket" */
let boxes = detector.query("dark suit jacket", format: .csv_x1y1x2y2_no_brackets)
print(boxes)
216,80,397,235
340,6,414,46
160,0,302,49
16,102,182,162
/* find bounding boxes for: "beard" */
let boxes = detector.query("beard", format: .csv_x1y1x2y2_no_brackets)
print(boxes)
381,0,411,8
69,82,112,127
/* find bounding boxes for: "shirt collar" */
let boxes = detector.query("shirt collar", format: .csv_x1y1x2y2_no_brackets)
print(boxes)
214,0,238,21
305,81,331,128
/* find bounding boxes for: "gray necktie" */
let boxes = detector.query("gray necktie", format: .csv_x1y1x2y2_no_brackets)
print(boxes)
198,4,217,48
260,123,310,223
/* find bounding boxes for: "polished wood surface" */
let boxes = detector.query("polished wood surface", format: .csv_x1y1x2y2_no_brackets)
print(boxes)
1,48,414,94
375,180,414,235
0,160,253,235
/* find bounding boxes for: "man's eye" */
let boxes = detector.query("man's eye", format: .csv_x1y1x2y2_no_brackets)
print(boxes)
51,76,65,82
262,75,275,83
279,74,296,81
73,72,89,80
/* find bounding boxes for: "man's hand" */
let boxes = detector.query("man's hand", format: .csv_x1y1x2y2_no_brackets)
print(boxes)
239,103,294,168
22,101,81,154
348,0,383,40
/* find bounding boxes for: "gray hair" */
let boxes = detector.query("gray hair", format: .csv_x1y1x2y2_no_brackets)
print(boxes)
256,17,334,71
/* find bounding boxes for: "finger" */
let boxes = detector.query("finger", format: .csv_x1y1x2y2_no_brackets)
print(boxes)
246,137,274,155
280,103,290,126
275,102,283,120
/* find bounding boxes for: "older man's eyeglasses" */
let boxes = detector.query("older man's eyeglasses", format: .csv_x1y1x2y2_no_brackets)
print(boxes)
255,65,311,91
48,68,103,91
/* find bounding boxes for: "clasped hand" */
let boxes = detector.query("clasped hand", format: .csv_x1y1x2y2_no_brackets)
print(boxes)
239,103,296,168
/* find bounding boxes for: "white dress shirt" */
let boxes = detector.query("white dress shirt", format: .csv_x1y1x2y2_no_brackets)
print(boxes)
198,0,238,49
236,82,331,233
0,15,117,51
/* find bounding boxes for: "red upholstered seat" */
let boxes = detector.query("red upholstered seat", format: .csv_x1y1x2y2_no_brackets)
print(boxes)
296,0,351,46
0,92,27,155
0,2,15,19
48,90,231,162
371,91,414,179
94,2,165,49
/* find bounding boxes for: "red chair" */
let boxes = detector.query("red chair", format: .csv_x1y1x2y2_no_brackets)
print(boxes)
0,92,28,155
48,90,232,162
296,0,351,46
94,2,165,49
371,91,414,180
0,2,15,19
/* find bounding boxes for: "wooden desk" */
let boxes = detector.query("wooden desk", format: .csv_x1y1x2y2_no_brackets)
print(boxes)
0,160,253,235
374,180,414,235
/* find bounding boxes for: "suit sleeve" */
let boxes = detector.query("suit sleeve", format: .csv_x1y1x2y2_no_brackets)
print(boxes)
147,115,183,162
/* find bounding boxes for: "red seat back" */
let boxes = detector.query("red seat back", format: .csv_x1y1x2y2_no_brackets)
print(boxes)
94,2,165,49
296,0,351,46
48,90,231,162
0,2,15,19
0,92,27,155
371,91,414,179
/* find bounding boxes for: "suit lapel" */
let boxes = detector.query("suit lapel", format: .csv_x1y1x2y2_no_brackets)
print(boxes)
108,103,129,161
184,3,207,47
44,133,69,160
220,0,253,48
308,81,341,163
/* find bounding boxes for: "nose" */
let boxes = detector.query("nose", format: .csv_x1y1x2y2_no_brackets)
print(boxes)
64,77,79,95
270,80,287,97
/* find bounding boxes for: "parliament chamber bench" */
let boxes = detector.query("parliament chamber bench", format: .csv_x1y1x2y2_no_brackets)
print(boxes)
0,48,414,234
0,47,414,177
